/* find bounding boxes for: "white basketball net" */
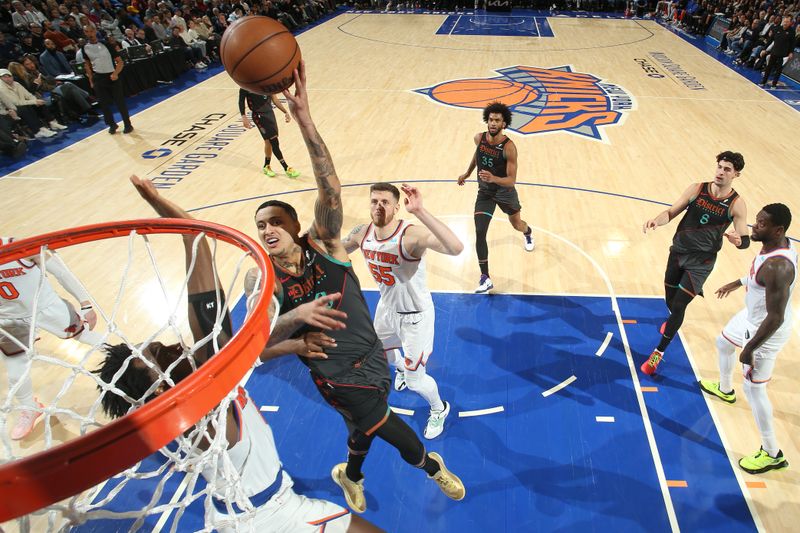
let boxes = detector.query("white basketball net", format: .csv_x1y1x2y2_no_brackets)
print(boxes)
0,229,274,533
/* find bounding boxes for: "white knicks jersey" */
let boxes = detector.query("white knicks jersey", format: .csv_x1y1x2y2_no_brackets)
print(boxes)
0,237,61,319
360,221,433,313
745,242,797,331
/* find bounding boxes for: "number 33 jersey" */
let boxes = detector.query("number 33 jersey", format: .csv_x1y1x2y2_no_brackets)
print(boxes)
360,221,434,313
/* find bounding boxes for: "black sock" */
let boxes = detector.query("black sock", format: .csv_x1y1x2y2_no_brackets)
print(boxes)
264,156,271,167
421,454,441,476
524,226,532,236
278,158,289,170
346,452,367,482
656,336,671,353
479,260,489,277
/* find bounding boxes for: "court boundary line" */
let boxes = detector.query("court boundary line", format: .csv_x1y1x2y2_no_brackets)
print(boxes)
184,180,798,244
531,224,679,531
678,330,765,532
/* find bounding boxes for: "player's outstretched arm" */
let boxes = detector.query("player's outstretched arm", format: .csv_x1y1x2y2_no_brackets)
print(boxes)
39,253,97,328
282,62,346,259
401,184,464,257
130,175,221,345
643,182,700,233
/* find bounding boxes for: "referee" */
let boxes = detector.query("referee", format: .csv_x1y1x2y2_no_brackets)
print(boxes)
82,25,133,134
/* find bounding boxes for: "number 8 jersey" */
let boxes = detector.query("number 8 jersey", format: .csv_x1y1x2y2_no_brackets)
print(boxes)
360,221,434,313
671,182,740,254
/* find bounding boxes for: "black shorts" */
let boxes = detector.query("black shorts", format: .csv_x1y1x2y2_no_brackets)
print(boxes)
188,290,233,339
664,250,717,297
475,187,522,217
252,111,278,139
310,343,391,435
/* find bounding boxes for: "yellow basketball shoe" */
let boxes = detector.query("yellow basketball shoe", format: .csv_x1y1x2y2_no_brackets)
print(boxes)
285,167,300,178
262,165,276,177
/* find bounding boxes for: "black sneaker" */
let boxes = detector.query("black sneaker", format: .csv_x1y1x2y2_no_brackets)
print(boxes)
123,124,134,134
108,123,118,134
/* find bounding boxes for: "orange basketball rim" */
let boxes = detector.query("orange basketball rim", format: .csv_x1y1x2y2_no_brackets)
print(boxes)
0,219,274,522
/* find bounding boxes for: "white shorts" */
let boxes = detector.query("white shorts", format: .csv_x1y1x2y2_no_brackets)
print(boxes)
213,473,351,533
721,308,790,383
0,298,82,355
374,299,435,371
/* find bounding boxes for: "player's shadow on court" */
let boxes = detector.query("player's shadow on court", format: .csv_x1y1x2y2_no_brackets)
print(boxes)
251,355,330,408
460,418,708,528
453,324,649,418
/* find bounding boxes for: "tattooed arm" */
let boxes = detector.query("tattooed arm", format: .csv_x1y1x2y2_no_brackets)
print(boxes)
341,223,368,255
282,61,348,263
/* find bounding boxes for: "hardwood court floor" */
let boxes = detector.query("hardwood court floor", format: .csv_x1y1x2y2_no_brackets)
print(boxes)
1,12,798,532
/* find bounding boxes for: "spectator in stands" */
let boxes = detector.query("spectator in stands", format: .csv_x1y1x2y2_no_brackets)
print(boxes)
0,66,62,137
0,31,22,67
18,55,97,121
38,38,72,76
760,14,796,87
171,7,188,30
123,27,144,47
42,19,77,54
62,17,85,41
190,17,218,57
169,25,205,68
100,11,124,40
10,1,34,30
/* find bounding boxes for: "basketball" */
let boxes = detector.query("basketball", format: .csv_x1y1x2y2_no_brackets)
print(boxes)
220,16,302,95
431,78,539,108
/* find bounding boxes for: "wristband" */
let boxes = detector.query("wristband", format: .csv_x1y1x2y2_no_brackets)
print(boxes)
736,235,750,249
740,277,747,286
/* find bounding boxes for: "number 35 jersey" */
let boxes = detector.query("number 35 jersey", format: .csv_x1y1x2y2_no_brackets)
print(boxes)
360,221,434,313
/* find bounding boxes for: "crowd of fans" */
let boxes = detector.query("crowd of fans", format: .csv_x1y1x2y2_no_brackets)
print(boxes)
654,1,800,82
0,0,338,158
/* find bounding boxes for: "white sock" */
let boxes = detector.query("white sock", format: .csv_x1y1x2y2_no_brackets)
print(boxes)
716,334,736,393
5,354,35,408
405,367,444,412
385,348,404,371
743,379,778,457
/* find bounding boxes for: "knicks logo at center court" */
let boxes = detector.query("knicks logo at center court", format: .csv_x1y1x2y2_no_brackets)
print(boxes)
414,65,635,141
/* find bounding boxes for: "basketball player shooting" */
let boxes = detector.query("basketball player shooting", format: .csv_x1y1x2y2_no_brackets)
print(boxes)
248,62,465,515
94,175,381,533
342,182,463,439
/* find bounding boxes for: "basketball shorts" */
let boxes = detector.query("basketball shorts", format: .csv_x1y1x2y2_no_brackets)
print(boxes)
374,299,435,371
0,297,82,355
475,186,522,216
721,308,790,382
664,250,716,297
213,471,351,533
253,110,278,139
311,342,392,435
